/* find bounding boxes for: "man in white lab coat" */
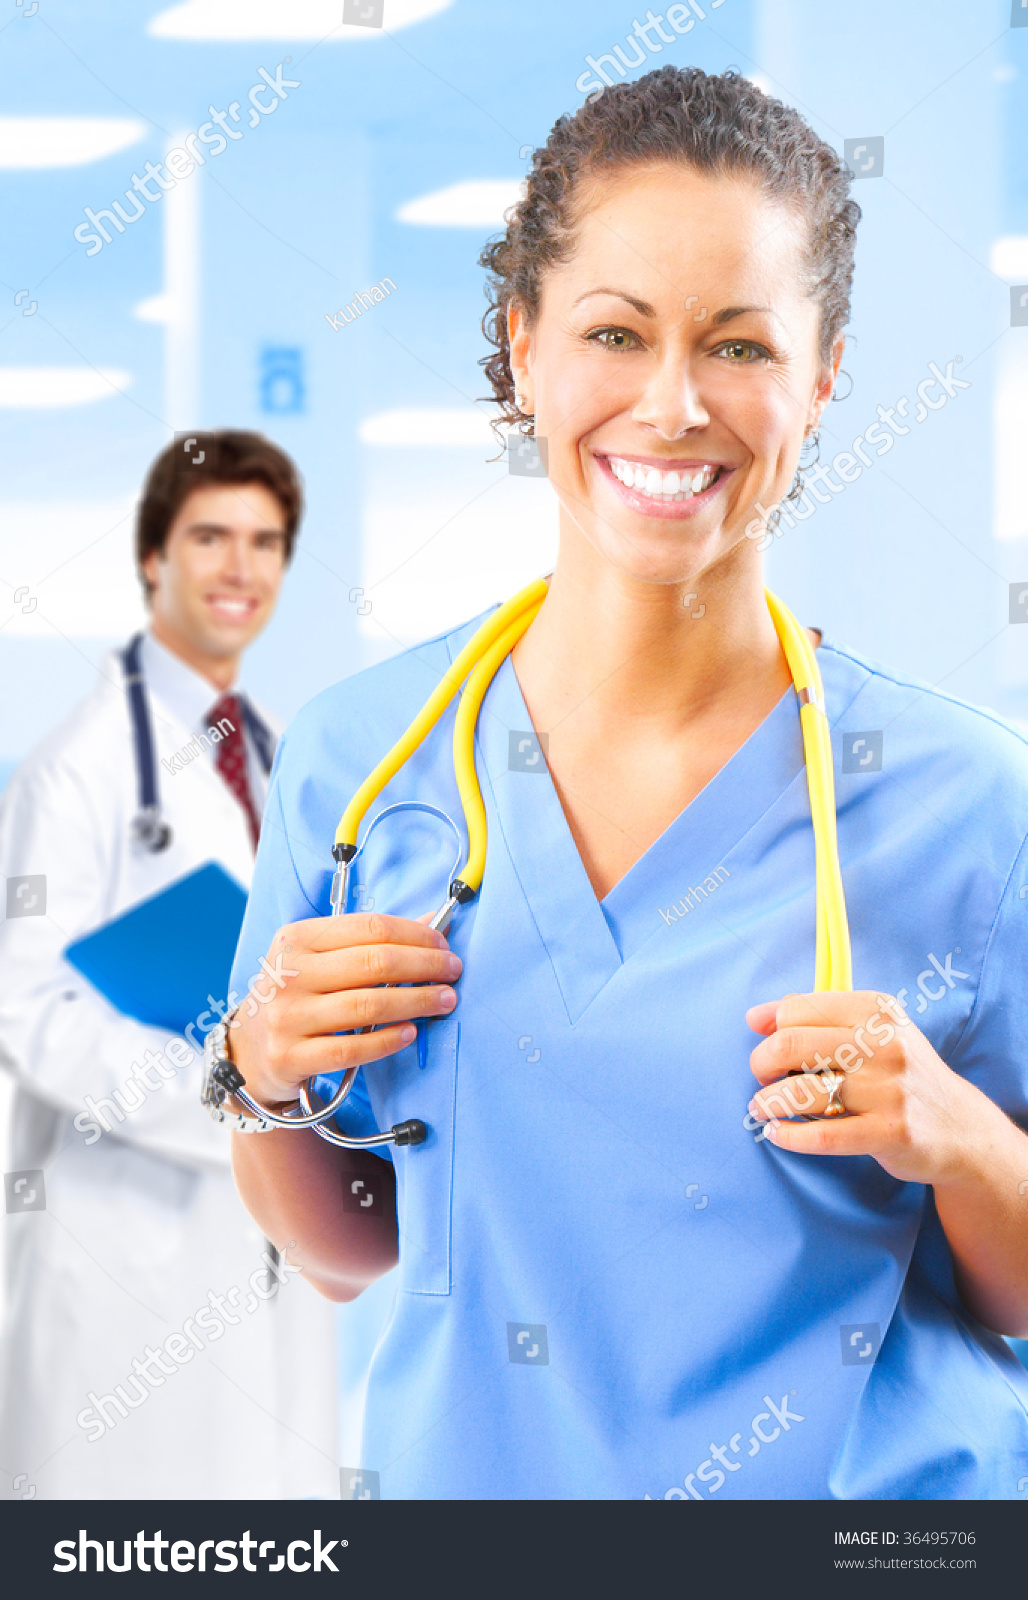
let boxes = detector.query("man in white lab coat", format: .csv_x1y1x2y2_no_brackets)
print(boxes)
0,432,338,1499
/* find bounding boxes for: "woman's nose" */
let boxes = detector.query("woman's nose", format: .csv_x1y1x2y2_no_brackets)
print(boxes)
631,357,710,439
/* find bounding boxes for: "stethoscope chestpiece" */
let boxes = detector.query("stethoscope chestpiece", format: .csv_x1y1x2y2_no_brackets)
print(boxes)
132,806,173,854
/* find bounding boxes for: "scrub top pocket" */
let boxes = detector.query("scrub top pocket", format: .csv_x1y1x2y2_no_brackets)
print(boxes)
388,1014,458,1297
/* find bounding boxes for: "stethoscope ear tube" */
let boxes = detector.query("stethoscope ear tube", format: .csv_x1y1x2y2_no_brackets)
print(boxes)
765,589,852,992
122,634,174,854
332,578,549,861
298,1078,426,1148
220,1062,361,1130
220,1062,425,1148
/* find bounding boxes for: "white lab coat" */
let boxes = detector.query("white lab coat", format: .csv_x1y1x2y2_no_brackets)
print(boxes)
0,644,339,1500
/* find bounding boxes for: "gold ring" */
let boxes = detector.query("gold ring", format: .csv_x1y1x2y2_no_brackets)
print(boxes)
823,1069,847,1118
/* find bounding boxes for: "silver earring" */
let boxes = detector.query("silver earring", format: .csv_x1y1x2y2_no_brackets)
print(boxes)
766,429,820,540
799,426,821,471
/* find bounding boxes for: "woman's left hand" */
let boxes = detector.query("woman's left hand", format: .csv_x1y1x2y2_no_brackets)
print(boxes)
746,989,981,1186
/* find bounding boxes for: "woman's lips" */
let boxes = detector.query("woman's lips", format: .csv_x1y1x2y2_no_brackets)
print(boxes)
596,453,733,520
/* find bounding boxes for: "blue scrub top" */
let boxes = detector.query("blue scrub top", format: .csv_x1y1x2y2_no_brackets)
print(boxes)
231,605,1028,1501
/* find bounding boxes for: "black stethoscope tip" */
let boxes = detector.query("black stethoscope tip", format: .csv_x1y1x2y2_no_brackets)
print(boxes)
391,1120,427,1146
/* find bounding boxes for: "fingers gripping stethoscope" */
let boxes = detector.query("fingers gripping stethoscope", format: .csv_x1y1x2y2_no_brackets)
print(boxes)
218,802,465,1149
217,576,854,1151
303,801,466,1147
226,802,464,1148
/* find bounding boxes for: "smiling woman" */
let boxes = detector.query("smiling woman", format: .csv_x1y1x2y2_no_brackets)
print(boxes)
223,67,1028,1502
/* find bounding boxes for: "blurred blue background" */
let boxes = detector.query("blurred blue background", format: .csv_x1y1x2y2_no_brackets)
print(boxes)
2,0,1028,1403
2,0,1028,797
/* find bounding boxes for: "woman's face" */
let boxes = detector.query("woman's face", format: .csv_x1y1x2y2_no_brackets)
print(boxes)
509,162,842,589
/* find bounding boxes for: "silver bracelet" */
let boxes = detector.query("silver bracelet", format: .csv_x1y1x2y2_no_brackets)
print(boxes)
200,1018,282,1133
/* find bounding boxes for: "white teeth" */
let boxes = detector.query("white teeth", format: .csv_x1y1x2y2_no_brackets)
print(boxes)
607,457,720,500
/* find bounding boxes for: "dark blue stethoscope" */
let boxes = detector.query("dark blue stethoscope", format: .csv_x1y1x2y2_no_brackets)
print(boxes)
120,633,275,854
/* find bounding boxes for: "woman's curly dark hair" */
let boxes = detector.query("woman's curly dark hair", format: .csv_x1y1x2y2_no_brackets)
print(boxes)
479,65,861,438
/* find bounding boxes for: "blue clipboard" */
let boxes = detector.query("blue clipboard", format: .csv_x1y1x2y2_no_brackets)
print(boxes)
63,861,248,1036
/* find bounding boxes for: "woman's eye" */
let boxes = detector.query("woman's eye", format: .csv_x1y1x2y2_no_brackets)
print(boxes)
715,340,771,363
588,326,639,352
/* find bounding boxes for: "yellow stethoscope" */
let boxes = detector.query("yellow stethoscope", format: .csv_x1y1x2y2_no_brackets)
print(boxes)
229,577,853,1149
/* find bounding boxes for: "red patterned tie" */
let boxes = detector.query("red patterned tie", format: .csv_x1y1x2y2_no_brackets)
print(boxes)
207,692,261,851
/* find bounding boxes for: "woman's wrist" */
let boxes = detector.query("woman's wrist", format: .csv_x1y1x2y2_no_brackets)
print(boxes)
223,1004,298,1113
928,1072,1013,1195
222,1086,297,1118
211,1012,297,1119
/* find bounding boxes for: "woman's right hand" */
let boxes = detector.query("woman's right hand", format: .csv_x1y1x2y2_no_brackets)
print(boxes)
227,913,462,1110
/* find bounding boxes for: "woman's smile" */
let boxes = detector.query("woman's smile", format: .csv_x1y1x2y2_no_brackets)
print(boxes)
593,451,736,520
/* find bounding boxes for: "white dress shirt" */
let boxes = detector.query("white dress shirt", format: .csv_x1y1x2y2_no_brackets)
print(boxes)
140,631,271,811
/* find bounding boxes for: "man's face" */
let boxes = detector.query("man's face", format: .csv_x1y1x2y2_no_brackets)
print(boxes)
142,481,289,663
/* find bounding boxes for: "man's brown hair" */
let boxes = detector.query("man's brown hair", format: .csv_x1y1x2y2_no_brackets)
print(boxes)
135,430,304,596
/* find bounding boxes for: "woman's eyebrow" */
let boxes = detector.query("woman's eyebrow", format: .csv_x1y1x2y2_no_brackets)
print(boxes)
572,288,655,316
711,304,776,326
572,291,779,327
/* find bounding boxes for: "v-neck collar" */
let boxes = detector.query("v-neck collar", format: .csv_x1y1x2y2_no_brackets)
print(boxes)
472,642,854,1023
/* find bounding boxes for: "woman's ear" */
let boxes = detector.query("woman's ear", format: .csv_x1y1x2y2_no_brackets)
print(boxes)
507,301,534,415
809,334,846,430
